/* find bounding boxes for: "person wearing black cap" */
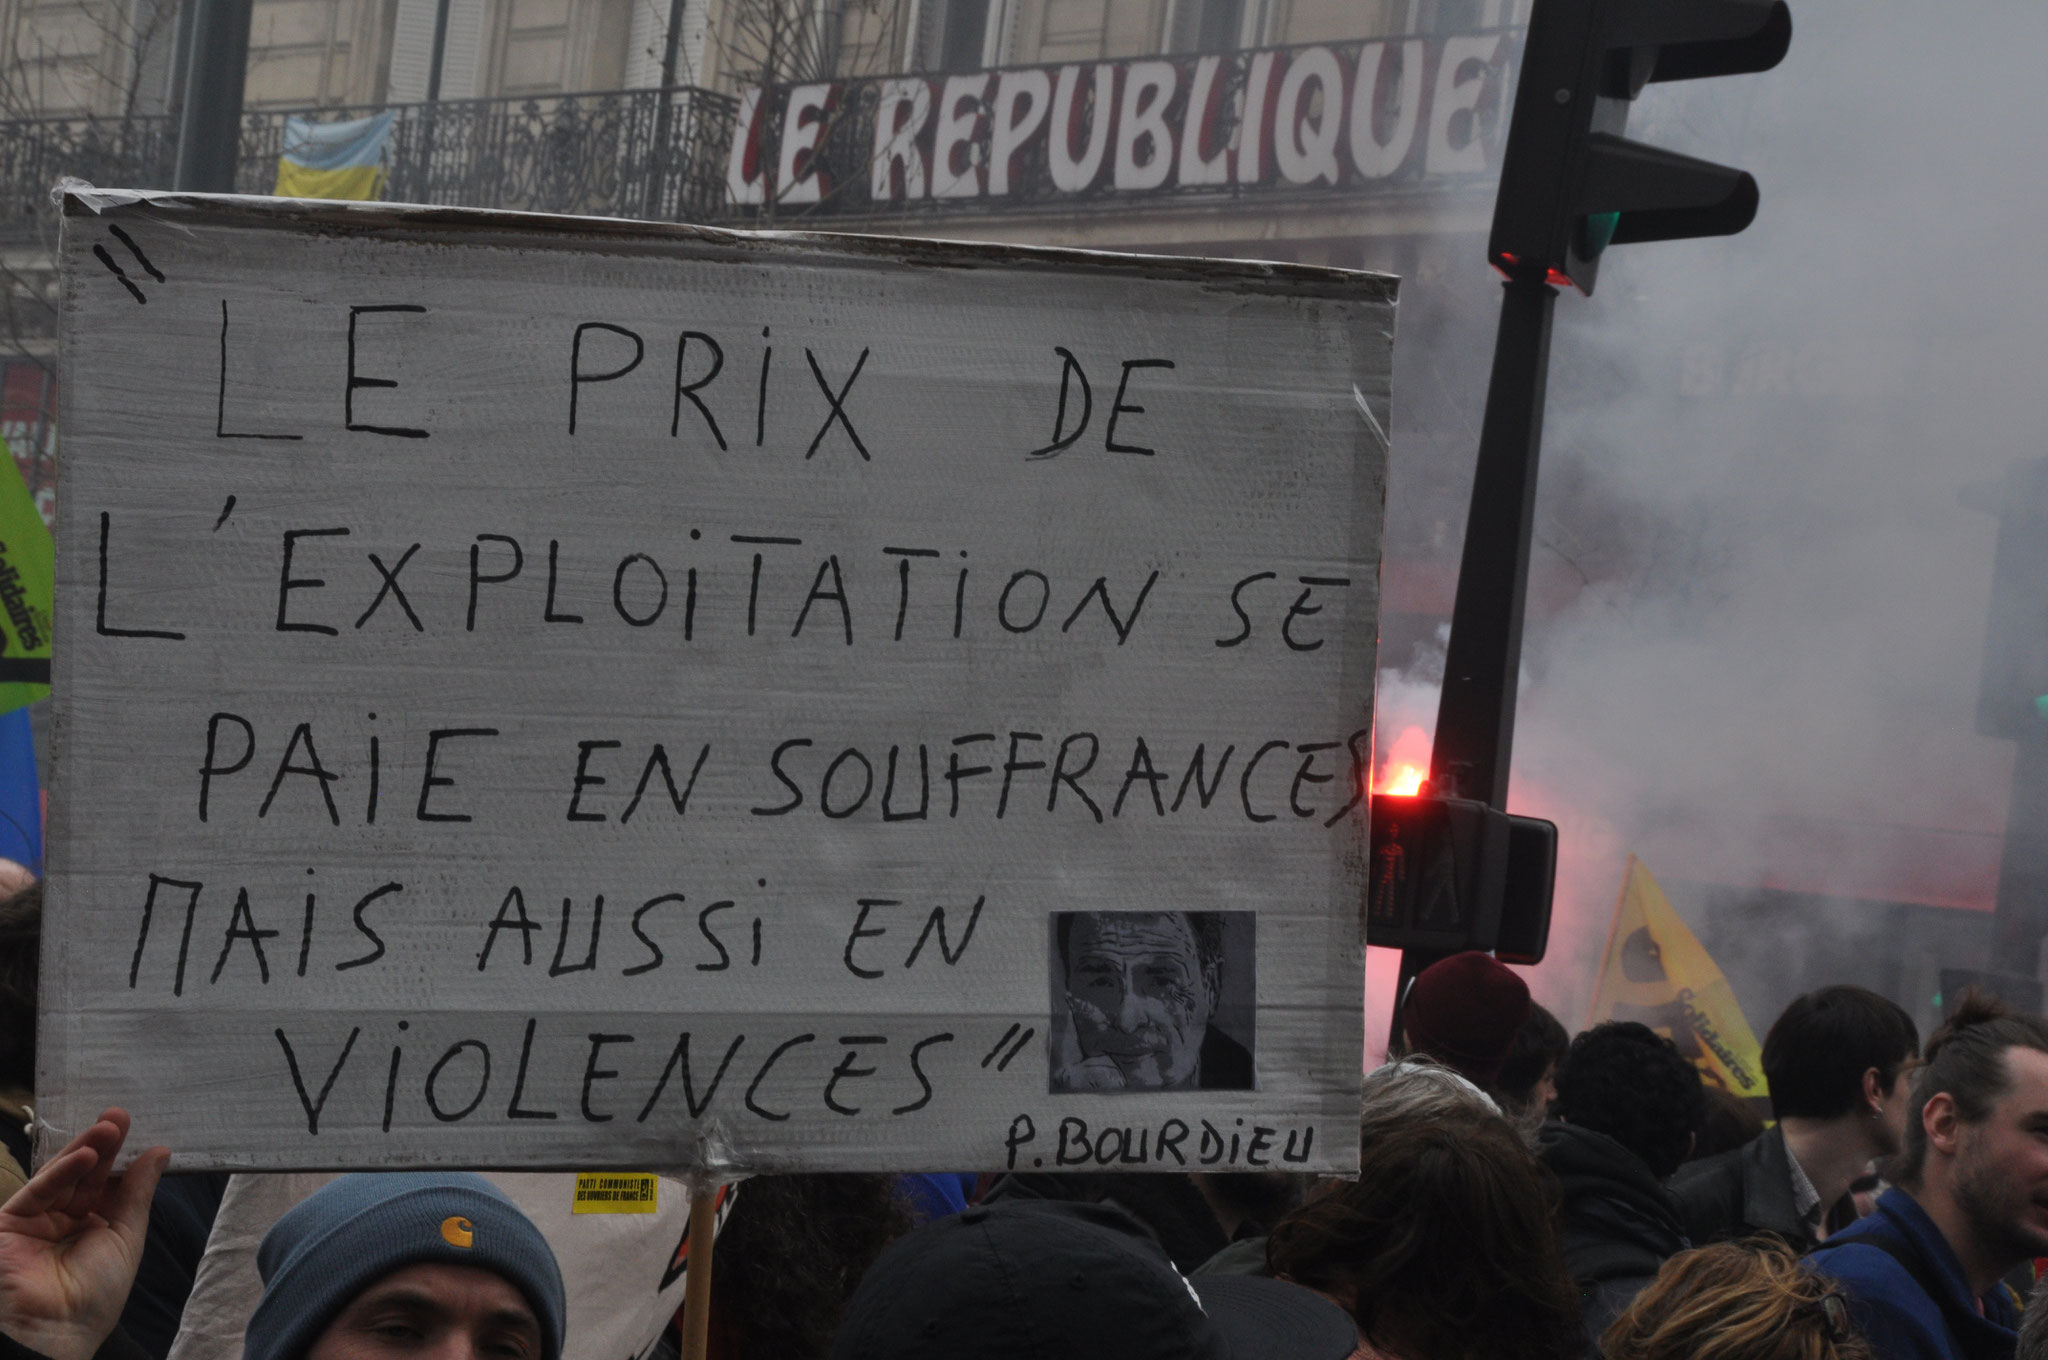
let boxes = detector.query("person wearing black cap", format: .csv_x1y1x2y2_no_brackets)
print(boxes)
0,1109,566,1360
828,1198,1357,1360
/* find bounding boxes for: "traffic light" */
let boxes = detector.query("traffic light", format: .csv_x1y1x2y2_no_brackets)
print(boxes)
1973,458,2048,740
1366,793,1558,963
1497,814,1558,965
1489,0,1792,296
1937,969,2042,1020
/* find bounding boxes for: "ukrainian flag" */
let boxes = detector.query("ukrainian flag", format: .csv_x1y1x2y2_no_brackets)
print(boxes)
275,111,395,201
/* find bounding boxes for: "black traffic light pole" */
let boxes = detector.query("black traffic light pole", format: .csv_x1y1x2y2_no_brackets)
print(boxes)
1381,0,1788,1047
1390,275,1556,1040
172,0,254,192
1430,276,1558,811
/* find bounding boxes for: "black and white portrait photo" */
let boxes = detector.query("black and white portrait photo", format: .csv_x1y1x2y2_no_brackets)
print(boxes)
1047,911,1256,1093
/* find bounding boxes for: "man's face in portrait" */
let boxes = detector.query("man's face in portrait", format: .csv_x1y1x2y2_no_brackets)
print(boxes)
1062,913,1218,1089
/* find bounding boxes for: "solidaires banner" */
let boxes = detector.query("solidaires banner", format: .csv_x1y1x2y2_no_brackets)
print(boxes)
44,190,1392,1174
1587,855,1769,1106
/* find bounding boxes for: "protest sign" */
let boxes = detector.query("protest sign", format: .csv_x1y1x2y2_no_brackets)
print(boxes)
44,189,1393,1174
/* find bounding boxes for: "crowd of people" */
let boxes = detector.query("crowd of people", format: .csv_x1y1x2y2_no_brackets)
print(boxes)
6,872,2048,1359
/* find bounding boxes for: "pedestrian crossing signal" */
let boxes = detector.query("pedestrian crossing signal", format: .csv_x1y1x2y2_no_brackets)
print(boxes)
1367,794,1557,963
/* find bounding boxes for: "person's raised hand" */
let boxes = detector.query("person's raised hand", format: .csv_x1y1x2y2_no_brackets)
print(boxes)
0,1108,168,1360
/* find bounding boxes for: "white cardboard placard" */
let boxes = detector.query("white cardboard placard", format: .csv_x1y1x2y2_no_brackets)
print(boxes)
44,192,1393,1174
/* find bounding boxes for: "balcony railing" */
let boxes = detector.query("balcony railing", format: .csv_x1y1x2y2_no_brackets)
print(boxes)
1,28,1525,244
0,114,176,241
0,84,738,243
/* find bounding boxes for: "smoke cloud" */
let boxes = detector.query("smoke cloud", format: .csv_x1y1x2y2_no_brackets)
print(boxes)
1371,0,2048,1039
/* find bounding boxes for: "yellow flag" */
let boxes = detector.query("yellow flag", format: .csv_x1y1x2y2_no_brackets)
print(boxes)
1587,855,1769,1102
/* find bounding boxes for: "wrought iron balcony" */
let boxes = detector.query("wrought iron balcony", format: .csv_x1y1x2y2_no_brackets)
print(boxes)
0,114,176,242
0,84,739,244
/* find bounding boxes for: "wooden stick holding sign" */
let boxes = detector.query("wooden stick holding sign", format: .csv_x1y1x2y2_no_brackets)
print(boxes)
680,1185,720,1360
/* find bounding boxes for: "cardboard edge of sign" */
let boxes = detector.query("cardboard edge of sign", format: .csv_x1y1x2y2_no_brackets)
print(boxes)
53,181,1401,305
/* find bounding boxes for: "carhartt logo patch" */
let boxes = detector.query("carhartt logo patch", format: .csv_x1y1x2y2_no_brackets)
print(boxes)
441,1216,474,1248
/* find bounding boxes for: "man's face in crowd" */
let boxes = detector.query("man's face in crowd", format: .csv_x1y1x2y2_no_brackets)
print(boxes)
1951,1046,2048,1262
307,1264,541,1360
1064,913,1216,1089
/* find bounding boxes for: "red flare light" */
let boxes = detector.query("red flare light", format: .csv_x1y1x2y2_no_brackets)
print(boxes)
1375,725,1432,798
1383,764,1426,797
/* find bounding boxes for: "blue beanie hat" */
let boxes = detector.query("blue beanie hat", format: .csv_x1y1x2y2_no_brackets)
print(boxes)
246,1173,567,1360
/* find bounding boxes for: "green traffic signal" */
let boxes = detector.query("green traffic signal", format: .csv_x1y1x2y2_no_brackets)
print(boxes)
1577,211,1621,259
1485,0,1787,295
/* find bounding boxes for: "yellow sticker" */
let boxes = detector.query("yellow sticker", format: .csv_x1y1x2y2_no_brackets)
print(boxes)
573,1173,658,1214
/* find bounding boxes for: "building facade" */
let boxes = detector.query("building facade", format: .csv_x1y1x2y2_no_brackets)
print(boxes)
2,0,2007,1033
0,0,1528,120
1,0,1530,548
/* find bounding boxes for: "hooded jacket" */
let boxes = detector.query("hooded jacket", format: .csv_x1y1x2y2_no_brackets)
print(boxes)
1537,1121,1689,1347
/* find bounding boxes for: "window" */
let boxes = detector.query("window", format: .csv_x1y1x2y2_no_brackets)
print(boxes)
915,0,992,72
491,0,575,93
1033,0,1106,63
1170,0,1244,53
939,0,988,68
1431,0,1482,32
